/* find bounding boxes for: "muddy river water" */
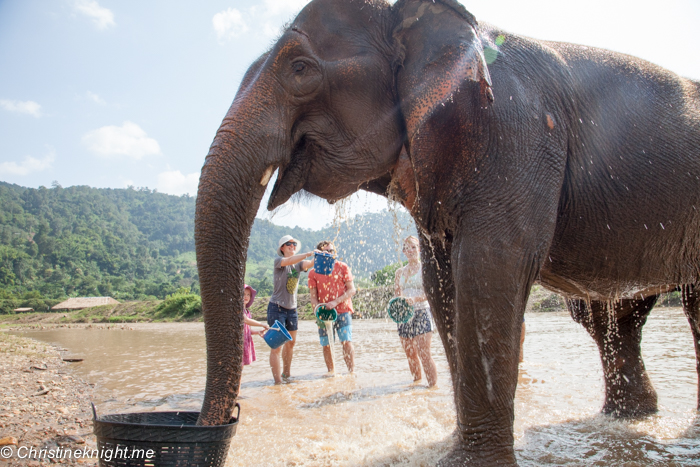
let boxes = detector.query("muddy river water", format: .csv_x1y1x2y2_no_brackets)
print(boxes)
19,308,700,466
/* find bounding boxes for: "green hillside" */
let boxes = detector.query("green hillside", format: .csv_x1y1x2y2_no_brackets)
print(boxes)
0,182,416,312
0,182,198,310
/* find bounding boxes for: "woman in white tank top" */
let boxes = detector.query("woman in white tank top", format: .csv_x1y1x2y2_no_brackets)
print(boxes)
393,236,437,387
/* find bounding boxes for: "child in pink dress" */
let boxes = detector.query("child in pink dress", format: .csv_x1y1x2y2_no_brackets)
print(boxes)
243,284,268,365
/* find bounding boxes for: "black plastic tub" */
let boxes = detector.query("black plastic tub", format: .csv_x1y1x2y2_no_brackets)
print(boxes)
92,404,240,467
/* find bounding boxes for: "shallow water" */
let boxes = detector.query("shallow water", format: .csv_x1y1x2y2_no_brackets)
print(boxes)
19,308,700,466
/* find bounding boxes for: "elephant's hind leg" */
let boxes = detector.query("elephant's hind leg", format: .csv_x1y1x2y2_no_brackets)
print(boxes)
681,285,700,410
568,297,659,417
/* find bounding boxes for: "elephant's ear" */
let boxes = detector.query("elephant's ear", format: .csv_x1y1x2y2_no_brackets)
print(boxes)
392,0,493,141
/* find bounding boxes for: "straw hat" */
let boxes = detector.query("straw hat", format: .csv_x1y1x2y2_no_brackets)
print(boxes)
277,235,301,256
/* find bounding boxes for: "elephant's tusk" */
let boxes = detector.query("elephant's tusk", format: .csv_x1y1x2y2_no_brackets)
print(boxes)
260,165,275,186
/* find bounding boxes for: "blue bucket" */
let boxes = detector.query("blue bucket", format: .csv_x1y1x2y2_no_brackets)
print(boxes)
314,252,336,275
263,320,292,349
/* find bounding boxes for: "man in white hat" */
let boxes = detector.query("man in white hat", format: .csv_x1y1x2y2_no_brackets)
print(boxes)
268,235,314,384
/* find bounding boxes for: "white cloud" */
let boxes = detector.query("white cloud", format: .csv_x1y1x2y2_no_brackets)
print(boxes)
212,8,249,42
157,170,199,196
0,99,42,117
86,91,106,105
0,149,55,176
74,0,115,30
82,121,161,159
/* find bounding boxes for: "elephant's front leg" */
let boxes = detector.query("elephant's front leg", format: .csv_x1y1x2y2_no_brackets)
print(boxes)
440,235,537,466
568,297,658,417
681,285,700,410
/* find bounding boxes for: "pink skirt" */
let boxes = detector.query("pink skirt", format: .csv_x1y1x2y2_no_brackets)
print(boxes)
242,310,256,365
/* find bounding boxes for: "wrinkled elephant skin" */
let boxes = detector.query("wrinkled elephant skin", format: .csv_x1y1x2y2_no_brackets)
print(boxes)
195,0,700,465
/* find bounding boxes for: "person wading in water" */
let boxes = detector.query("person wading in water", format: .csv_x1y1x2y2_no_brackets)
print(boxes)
268,235,313,384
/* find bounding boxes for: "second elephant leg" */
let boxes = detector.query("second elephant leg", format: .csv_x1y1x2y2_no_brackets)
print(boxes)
569,297,658,417
681,284,700,410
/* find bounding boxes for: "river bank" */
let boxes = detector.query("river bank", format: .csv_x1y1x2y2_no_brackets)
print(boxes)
0,331,97,465
0,285,577,328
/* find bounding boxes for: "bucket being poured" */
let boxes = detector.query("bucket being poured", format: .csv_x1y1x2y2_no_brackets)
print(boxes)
315,304,337,323
263,320,292,349
314,252,336,275
315,304,337,370
387,297,414,324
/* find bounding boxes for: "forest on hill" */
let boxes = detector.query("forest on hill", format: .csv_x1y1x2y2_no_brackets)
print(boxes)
0,182,415,312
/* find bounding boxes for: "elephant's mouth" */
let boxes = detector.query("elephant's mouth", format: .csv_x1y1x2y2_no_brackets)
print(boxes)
267,134,377,210
267,138,311,210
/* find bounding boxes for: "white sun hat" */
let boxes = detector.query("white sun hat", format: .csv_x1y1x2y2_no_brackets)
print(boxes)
277,235,301,256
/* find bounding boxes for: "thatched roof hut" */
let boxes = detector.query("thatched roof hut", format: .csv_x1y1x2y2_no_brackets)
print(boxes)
13,307,34,313
51,297,119,311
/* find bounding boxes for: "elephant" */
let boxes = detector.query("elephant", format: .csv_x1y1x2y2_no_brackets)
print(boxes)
194,0,700,464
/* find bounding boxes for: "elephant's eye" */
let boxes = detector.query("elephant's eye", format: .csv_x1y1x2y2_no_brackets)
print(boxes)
292,62,306,74
286,58,321,97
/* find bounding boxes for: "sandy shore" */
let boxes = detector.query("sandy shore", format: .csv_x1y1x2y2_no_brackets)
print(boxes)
0,331,97,466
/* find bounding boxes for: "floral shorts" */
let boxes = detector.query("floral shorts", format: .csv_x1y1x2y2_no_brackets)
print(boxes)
397,307,432,339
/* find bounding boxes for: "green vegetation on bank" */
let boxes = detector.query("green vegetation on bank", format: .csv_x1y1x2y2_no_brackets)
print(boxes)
155,288,202,319
0,290,202,325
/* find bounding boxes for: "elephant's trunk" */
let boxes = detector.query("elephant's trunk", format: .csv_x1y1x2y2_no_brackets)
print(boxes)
195,82,280,425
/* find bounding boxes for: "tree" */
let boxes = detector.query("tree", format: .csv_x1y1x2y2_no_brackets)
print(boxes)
371,261,407,287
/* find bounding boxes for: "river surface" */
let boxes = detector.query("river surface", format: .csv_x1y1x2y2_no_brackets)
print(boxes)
18,309,700,466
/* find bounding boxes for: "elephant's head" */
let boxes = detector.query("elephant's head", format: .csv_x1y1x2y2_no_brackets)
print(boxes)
195,0,492,425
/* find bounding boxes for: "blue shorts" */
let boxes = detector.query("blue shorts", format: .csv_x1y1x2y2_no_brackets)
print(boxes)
318,312,352,346
267,302,298,332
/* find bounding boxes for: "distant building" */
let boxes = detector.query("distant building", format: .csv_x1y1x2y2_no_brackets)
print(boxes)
51,297,120,311
13,307,34,313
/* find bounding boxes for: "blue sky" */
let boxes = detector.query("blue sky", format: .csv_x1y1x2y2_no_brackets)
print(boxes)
1,0,699,230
